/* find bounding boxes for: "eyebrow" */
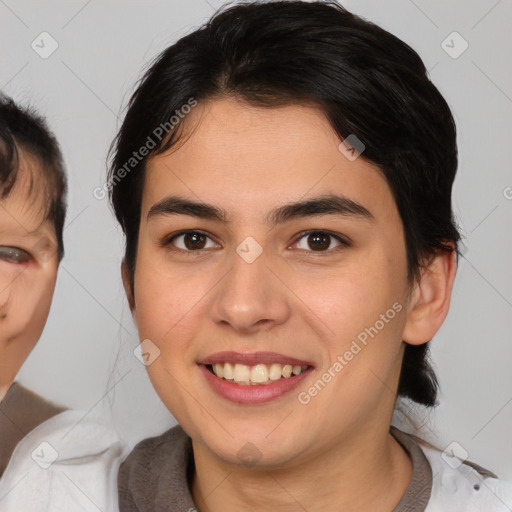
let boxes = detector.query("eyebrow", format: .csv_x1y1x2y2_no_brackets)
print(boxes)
147,194,374,225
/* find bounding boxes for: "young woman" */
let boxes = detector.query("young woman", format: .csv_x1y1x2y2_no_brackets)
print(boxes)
108,1,512,510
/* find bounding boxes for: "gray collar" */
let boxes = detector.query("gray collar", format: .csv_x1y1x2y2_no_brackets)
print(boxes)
118,425,432,511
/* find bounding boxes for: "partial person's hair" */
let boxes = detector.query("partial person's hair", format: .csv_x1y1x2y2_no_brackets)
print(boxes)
108,0,460,407
0,94,67,260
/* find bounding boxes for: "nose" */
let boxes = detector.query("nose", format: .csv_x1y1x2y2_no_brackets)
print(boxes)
209,245,291,335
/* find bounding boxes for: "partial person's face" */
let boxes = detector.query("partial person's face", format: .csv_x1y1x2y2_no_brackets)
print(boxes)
126,97,430,467
0,152,59,392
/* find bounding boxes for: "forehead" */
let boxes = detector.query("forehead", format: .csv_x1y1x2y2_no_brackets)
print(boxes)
142,97,394,224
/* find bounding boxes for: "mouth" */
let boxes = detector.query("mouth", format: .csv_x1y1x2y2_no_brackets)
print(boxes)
198,351,314,404
205,362,310,385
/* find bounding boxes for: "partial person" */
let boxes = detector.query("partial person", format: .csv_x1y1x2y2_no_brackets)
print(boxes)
0,94,126,512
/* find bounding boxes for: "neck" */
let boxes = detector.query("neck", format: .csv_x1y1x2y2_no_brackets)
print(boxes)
0,381,13,402
191,423,412,512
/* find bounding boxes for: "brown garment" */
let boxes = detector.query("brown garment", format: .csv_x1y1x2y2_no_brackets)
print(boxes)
0,382,66,477
118,425,433,512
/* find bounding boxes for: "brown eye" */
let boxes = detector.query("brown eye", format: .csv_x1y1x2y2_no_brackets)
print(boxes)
183,232,206,250
167,231,219,252
307,232,330,251
294,231,348,252
0,246,32,264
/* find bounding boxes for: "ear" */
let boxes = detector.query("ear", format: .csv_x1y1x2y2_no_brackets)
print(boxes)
121,260,137,323
402,246,457,345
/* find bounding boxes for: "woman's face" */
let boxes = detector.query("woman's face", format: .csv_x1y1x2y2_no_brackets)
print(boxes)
0,154,59,390
129,97,413,467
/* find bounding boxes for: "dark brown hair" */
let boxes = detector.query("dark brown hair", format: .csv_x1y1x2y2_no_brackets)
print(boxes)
0,94,67,260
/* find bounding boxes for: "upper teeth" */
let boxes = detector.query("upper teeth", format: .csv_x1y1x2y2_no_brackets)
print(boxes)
211,363,307,385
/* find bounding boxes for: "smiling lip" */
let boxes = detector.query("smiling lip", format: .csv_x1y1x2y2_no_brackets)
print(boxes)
198,351,313,367
198,351,314,404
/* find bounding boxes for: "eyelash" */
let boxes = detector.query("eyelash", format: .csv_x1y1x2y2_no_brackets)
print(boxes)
162,230,350,255
0,246,32,264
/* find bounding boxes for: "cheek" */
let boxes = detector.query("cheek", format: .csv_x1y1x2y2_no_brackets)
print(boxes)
0,266,29,335
133,249,207,347
0,266,57,344
292,265,408,421
296,251,407,343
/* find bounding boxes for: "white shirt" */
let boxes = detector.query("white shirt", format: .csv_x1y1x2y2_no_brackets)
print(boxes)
0,409,129,512
419,440,512,511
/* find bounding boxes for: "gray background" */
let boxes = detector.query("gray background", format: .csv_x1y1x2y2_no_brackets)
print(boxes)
1,0,511,478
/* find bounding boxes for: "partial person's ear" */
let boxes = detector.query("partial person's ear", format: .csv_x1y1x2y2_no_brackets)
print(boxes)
402,245,457,345
121,260,137,323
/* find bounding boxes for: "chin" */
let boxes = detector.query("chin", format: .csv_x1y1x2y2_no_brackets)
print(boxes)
190,418,309,469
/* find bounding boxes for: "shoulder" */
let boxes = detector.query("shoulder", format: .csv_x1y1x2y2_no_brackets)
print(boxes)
0,409,128,512
2,382,65,410
0,382,66,429
416,437,512,512
118,424,192,510
118,423,191,480
0,383,68,479
120,424,191,475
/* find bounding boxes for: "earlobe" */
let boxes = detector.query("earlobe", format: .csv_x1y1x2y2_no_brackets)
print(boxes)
402,247,457,345
121,260,137,321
